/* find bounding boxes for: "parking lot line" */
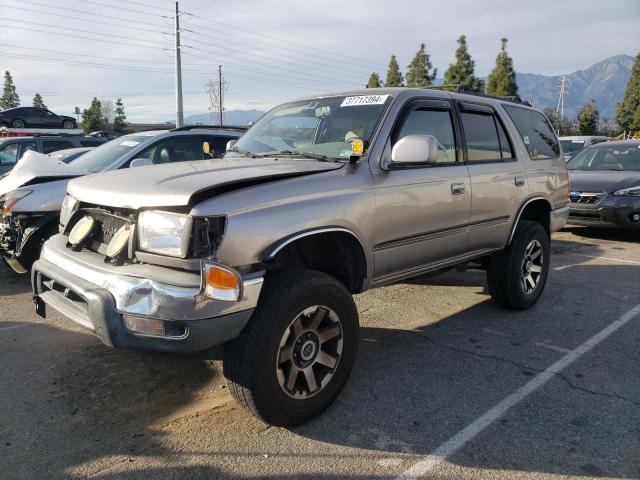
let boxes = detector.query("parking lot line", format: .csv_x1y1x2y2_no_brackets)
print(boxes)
0,323,35,332
560,252,640,265
395,302,640,480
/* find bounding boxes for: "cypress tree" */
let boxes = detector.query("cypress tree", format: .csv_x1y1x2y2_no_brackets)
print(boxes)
443,35,484,93
385,55,403,87
32,92,47,109
405,43,437,88
366,72,382,88
486,38,518,97
113,97,127,132
0,71,20,109
616,52,640,133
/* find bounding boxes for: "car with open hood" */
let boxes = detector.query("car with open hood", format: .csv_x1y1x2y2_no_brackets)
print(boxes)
566,140,640,229
32,88,569,426
0,126,244,273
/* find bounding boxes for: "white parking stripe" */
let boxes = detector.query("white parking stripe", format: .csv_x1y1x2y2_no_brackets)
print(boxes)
560,252,640,265
395,302,640,480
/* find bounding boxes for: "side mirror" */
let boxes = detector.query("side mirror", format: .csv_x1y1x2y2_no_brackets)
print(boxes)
226,139,237,151
130,158,152,168
391,135,439,165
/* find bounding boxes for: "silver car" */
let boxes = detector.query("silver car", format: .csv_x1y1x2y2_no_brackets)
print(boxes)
33,89,569,426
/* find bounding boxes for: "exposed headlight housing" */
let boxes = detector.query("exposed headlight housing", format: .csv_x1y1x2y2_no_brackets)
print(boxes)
2,189,32,217
60,195,79,228
137,210,192,257
612,186,640,197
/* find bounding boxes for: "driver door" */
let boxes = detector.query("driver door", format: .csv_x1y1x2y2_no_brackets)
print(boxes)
371,99,471,282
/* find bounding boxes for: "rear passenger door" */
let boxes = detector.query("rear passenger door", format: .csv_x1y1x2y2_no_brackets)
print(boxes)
372,99,471,280
457,102,526,251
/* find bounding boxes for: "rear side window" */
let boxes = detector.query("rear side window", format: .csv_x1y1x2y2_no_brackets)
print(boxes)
80,140,102,147
0,141,37,164
460,112,513,162
504,105,560,160
42,140,75,154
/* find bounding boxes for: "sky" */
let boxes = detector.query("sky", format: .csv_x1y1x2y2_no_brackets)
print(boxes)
0,0,638,123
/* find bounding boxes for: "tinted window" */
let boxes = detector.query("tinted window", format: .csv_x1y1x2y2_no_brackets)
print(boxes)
137,136,206,164
71,134,154,173
42,140,75,154
496,118,514,159
504,105,560,160
80,140,103,147
461,112,502,162
208,136,235,158
394,108,457,163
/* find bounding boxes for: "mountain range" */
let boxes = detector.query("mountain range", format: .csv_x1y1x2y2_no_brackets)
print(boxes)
183,54,634,125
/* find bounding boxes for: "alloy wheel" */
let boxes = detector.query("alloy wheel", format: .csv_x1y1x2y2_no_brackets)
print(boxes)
521,239,543,294
276,305,343,399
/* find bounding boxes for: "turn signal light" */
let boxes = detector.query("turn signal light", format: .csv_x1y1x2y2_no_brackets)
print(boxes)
123,315,165,337
203,261,241,302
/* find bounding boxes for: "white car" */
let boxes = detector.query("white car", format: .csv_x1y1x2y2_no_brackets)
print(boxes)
559,135,608,161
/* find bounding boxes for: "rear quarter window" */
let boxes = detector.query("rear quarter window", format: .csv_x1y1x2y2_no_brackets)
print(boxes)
503,105,560,160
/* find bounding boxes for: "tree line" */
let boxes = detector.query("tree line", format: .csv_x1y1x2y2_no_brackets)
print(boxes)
365,39,640,137
0,71,127,133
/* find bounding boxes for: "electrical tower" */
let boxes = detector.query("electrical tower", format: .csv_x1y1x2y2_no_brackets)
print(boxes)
204,65,228,126
556,76,568,134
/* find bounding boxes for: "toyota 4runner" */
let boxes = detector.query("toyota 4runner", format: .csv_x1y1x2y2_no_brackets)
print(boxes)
31,89,569,426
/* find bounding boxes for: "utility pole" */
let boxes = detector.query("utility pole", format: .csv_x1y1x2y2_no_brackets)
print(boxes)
556,76,567,135
218,65,224,127
174,1,184,128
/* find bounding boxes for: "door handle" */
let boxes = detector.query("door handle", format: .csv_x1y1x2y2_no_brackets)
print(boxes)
515,175,526,187
451,183,466,195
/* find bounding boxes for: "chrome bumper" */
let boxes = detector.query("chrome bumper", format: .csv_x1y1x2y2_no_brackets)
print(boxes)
551,205,570,232
38,234,264,321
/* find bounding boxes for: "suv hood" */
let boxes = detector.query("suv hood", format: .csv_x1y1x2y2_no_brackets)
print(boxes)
0,150,85,196
68,157,344,209
568,170,640,194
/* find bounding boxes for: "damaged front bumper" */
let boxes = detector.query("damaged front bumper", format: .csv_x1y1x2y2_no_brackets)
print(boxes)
31,234,264,353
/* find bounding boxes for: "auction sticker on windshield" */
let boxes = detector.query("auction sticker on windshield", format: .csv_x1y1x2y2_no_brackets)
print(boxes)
120,141,140,147
341,95,389,107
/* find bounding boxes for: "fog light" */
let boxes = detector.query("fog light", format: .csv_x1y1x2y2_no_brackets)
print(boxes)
68,216,95,246
123,315,165,337
202,261,241,301
106,224,130,258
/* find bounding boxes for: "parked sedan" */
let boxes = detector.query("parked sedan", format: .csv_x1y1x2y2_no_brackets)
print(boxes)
0,107,77,129
567,140,640,230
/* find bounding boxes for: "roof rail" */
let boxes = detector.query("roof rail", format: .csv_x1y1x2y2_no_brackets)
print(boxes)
170,124,248,132
424,84,531,106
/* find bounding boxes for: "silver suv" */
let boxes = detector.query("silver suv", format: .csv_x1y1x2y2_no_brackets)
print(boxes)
32,89,569,426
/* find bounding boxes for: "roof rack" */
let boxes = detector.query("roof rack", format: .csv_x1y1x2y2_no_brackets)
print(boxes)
170,124,248,132
424,84,531,106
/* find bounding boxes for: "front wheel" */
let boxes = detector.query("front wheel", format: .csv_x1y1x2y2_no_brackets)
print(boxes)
487,220,550,310
11,118,25,128
62,119,75,129
224,269,359,426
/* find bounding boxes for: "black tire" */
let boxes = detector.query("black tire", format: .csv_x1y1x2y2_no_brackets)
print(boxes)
487,220,550,310
62,119,75,129
20,222,59,270
11,118,25,128
224,269,359,426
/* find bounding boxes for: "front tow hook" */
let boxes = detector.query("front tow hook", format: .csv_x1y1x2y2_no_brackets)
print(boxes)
33,295,46,318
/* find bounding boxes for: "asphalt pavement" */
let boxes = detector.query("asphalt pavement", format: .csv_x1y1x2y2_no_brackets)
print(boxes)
1,226,638,479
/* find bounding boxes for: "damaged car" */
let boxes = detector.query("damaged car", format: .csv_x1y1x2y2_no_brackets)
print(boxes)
0,126,244,273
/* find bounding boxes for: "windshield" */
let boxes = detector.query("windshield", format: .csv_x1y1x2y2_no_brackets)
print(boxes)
69,135,155,173
226,94,391,160
560,140,585,154
567,144,640,172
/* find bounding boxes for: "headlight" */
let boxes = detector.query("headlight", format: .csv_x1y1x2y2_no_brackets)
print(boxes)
137,210,191,257
612,186,640,197
2,190,32,217
60,195,79,228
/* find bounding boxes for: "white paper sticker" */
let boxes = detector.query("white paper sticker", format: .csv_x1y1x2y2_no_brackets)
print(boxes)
340,94,389,107
523,135,530,145
571,140,584,143
120,140,140,147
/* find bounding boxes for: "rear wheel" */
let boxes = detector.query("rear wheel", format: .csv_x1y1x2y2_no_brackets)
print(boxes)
224,269,359,426
487,221,550,310
11,118,25,128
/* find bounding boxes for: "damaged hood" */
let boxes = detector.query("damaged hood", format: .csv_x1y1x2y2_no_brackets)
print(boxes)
0,150,86,196
68,157,344,209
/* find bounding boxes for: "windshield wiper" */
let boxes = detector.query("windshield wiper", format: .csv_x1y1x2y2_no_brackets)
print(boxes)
263,150,337,162
228,146,262,158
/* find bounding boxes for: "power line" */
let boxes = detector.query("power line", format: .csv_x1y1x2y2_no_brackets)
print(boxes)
66,0,168,18
109,0,174,11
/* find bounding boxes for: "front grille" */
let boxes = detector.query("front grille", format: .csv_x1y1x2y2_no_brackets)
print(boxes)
569,192,605,205
66,207,134,259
